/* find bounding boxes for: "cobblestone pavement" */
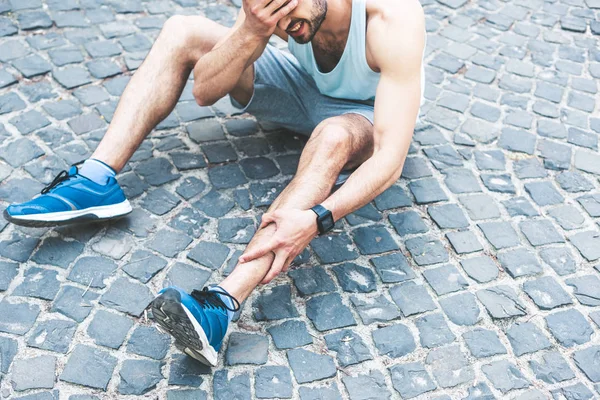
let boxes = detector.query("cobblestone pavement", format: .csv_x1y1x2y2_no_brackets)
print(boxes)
0,0,599,398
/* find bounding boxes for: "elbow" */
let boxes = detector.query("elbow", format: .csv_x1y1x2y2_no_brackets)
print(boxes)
193,85,217,107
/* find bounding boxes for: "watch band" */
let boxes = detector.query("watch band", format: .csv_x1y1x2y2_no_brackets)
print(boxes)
310,204,334,235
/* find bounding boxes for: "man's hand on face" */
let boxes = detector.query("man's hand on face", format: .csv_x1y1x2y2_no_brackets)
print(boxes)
242,0,298,38
238,209,318,284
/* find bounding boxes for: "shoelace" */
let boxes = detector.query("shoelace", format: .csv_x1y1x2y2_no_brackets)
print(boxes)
40,162,83,194
191,287,241,312
41,170,73,194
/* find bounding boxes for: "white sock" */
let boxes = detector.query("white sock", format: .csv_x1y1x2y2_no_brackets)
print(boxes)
78,159,116,185
213,286,236,323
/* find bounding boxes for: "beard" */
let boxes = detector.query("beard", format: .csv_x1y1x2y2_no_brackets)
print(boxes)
291,0,327,44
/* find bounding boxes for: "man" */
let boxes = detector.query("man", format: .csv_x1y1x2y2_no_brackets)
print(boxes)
5,0,425,366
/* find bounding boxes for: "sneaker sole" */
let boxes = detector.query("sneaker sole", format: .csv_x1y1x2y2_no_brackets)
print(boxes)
3,200,133,227
151,289,218,367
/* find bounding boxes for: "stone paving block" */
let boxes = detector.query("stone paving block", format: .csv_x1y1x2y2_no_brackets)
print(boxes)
352,225,399,255
60,345,117,390
529,351,576,384
332,263,376,293
123,250,167,283
539,247,577,276
477,221,519,249
369,252,416,283
100,277,153,317
459,194,501,220
426,345,474,388
325,329,372,367
346,203,383,226
523,276,573,310
439,292,481,326
401,156,433,179
342,370,391,400
498,127,536,154
551,383,595,400
409,178,448,204
253,285,298,321
548,205,585,230
0,68,17,88
574,150,600,176
423,264,468,295
569,231,600,261
187,241,229,270
423,145,463,170
427,204,469,229
372,323,416,358
545,309,593,347
389,362,436,399
168,354,209,386
390,281,437,316
506,322,551,356
127,325,170,360
446,230,483,254
298,384,342,400
565,275,600,306
306,293,355,331
572,346,600,383
520,220,564,246
87,310,133,349
463,328,507,358
498,248,543,278
0,260,18,291
481,173,516,193
477,285,527,319
482,360,531,394
0,300,40,335
537,139,571,170
0,335,18,374
405,235,449,266
51,285,98,322
350,294,401,325
416,313,455,348
389,210,428,236
11,355,56,391
14,266,60,301
556,171,594,193
118,359,163,395
289,266,336,296
267,320,312,349
287,349,336,384
68,256,116,289
374,185,412,210
443,168,482,193
225,332,268,365
0,137,45,167
460,255,499,283
53,66,92,89
254,366,292,399
311,233,358,263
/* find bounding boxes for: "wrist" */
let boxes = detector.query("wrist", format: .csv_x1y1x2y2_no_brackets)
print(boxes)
239,22,271,41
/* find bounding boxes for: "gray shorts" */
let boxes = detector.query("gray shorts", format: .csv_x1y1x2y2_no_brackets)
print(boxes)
231,45,375,136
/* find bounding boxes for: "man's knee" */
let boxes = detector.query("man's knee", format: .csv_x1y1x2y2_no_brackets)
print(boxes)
159,15,210,62
312,119,354,154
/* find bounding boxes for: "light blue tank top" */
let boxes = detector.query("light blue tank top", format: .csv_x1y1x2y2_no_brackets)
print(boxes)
287,0,380,102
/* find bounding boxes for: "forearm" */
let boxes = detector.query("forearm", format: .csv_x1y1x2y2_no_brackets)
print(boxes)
192,26,267,105
321,148,408,221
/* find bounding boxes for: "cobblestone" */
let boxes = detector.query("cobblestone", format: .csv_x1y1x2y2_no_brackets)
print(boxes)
0,0,598,398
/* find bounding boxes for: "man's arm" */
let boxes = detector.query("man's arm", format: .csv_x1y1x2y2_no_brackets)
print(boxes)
192,0,297,106
321,4,425,220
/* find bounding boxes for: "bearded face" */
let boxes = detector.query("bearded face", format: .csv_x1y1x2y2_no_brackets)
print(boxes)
280,0,328,44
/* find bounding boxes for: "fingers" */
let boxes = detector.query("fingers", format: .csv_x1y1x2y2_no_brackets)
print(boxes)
259,212,275,230
239,238,278,263
265,0,289,14
274,0,297,19
262,250,288,284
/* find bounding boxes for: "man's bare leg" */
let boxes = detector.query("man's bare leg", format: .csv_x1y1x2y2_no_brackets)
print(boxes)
219,114,374,303
91,16,250,172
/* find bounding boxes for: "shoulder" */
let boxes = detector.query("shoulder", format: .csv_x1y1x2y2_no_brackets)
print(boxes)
366,0,425,72
366,0,425,43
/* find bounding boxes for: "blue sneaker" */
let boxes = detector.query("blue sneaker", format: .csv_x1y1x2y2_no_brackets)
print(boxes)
151,286,240,366
3,164,132,227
